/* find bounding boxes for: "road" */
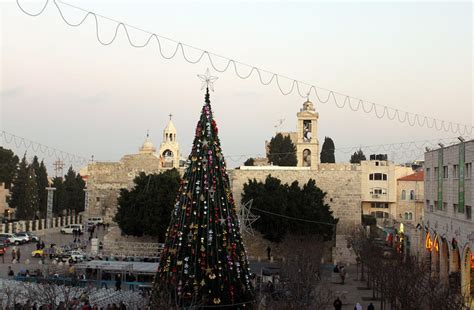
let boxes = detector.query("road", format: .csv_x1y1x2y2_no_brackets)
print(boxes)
0,227,107,279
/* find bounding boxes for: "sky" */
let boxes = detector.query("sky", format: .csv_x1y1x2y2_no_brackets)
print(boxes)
0,0,472,172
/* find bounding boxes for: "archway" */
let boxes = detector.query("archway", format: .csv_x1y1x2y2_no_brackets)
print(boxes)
461,246,473,304
424,232,433,267
430,235,440,279
439,238,449,286
302,149,311,167
450,244,461,292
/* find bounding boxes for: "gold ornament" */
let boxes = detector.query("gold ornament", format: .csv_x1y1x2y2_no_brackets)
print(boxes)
213,298,221,304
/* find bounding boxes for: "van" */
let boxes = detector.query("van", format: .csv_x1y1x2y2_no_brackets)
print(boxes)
86,217,104,225
60,224,84,234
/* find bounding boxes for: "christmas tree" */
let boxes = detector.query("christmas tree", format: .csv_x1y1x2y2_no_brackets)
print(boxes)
153,73,255,308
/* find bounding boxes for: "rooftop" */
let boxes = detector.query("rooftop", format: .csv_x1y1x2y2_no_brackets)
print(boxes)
398,170,424,181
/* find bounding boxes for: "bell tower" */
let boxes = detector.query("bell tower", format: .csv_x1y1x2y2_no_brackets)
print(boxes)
296,99,319,168
159,114,180,168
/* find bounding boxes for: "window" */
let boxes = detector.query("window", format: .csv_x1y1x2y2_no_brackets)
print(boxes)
426,168,430,180
370,173,387,181
372,211,389,219
401,190,406,200
96,197,100,202
467,206,472,220
457,204,464,214
410,190,415,200
375,161,379,166
371,202,389,209
453,204,458,213
434,201,438,210
404,212,409,220
369,174,373,180
443,202,447,211
404,212,413,220
443,166,448,178
453,165,459,179
466,163,472,178
434,167,439,178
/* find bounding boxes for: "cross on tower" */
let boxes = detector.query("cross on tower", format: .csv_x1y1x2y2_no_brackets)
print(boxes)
169,113,173,121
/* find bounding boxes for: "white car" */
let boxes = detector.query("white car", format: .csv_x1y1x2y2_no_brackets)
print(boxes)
60,224,84,234
13,233,29,244
0,233,23,245
68,250,86,263
86,217,104,226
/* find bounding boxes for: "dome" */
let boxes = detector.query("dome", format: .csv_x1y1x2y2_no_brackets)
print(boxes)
139,135,156,154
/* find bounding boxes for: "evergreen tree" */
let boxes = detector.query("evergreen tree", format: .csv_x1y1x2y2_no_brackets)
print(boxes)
0,147,19,189
153,89,254,307
243,158,255,166
52,177,66,216
242,176,338,242
15,165,39,220
9,154,28,217
63,167,85,215
267,133,297,166
115,170,180,241
350,148,367,164
32,157,49,217
320,136,335,163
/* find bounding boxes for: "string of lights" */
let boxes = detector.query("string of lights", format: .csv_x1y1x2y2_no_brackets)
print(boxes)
0,130,89,165
16,0,473,136
252,207,336,226
223,136,472,163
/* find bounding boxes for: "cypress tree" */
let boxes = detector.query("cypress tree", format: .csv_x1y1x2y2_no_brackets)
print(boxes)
320,136,335,163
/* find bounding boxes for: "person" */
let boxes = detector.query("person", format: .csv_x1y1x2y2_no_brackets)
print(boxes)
119,301,126,310
266,246,271,260
367,302,375,310
41,241,45,249
339,266,347,284
355,303,362,310
16,248,21,263
8,266,14,278
25,269,30,278
92,304,98,310
333,297,342,310
115,274,122,291
333,264,339,273
11,248,16,263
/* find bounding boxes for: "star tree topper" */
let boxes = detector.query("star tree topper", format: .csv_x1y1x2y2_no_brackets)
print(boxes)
197,68,218,91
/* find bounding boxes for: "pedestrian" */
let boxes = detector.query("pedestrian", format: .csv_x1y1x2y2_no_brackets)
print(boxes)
333,297,342,310
7,266,14,278
355,303,362,310
115,274,122,291
11,248,16,263
339,266,346,284
266,246,271,260
367,302,375,310
119,301,126,310
41,241,45,249
16,248,21,263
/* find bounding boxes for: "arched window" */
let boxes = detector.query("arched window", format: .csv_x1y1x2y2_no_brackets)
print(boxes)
303,149,311,167
408,212,413,220
404,212,409,220
410,190,415,200
401,190,406,200
166,133,169,141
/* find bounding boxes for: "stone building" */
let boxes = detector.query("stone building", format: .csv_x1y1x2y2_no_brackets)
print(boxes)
422,140,474,306
360,156,414,226
397,170,424,224
0,183,14,220
85,122,183,222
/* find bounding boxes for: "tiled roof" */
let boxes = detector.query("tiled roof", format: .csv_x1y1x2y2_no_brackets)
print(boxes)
398,170,424,181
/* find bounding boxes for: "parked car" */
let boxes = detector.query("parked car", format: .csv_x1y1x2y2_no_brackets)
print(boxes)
0,242,6,255
86,217,104,226
0,233,22,245
0,236,11,246
31,249,44,258
13,232,30,244
60,224,84,234
25,232,39,242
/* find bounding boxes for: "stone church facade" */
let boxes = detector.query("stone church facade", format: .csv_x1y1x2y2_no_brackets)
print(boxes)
84,100,365,262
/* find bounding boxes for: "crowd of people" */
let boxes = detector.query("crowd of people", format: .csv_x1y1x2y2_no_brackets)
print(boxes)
5,300,129,310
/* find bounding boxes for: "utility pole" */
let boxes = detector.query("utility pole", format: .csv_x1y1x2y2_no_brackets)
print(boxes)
45,187,56,228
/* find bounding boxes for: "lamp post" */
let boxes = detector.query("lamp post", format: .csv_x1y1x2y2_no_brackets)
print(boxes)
45,187,56,229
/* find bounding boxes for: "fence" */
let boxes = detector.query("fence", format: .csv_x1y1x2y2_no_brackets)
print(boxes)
0,215,83,235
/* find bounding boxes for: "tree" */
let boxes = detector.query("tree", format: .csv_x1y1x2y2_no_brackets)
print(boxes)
350,148,366,164
0,147,19,189
63,166,85,215
32,157,49,217
267,133,297,166
244,157,255,166
153,89,255,308
9,154,29,218
15,165,39,220
115,169,180,241
320,136,335,163
242,176,337,243
52,177,66,216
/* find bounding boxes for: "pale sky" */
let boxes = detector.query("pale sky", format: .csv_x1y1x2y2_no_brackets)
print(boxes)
1,0,472,171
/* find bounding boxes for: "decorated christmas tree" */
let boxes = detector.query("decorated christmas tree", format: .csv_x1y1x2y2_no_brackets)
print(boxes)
153,71,255,308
